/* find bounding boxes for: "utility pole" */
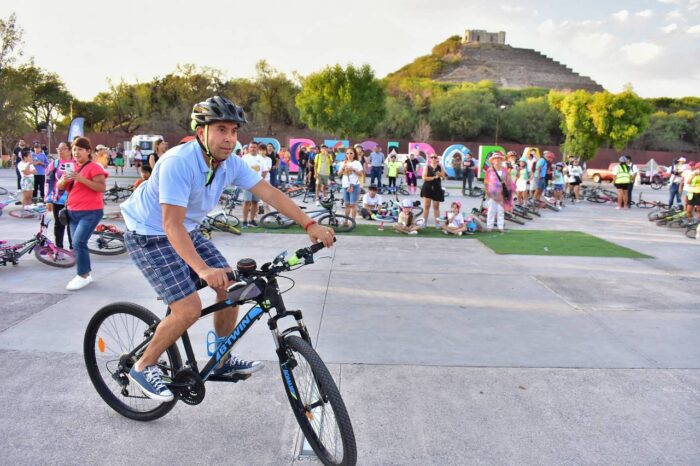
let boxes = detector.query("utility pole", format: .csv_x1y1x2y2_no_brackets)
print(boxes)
494,105,507,146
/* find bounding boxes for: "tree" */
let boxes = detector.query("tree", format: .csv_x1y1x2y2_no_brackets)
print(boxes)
548,90,604,161
590,88,653,151
428,86,496,140
150,64,225,132
96,80,151,133
500,96,562,145
377,96,417,139
636,111,694,152
0,13,30,154
296,64,386,138
23,65,73,130
251,60,300,133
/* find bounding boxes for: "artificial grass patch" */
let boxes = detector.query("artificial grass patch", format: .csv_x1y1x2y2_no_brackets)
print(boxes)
244,222,478,238
478,230,651,258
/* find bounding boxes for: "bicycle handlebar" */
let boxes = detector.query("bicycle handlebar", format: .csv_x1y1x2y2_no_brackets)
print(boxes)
204,239,335,289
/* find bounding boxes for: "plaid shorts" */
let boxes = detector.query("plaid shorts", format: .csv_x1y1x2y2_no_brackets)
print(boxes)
124,229,230,304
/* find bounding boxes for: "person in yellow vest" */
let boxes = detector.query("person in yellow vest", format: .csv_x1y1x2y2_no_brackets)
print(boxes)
612,156,632,210
685,163,700,239
386,154,401,194
314,145,334,205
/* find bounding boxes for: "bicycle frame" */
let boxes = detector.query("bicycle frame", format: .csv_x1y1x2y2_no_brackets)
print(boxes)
122,271,312,385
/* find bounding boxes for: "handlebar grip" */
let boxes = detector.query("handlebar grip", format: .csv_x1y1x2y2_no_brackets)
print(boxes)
309,237,336,254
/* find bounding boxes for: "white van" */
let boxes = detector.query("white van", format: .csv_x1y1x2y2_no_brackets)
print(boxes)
131,134,163,157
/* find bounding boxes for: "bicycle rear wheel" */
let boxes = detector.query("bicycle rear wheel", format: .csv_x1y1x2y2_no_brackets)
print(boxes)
318,214,356,232
0,187,8,195
34,246,75,268
88,232,127,255
260,211,295,229
84,302,181,421
281,336,356,466
686,226,698,239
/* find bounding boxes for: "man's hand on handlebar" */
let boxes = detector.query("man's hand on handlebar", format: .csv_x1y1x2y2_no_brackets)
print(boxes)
307,223,335,248
198,267,231,290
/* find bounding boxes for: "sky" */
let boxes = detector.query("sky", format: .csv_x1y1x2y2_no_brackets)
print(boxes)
3,0,699,100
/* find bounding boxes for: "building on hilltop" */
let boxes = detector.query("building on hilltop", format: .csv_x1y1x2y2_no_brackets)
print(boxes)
435,29,603,92
463,29,506,45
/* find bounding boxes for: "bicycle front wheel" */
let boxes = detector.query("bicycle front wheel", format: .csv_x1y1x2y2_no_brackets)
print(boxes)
281,336,356,466
318,214,356,232
210,213,241,235
84,302,181,421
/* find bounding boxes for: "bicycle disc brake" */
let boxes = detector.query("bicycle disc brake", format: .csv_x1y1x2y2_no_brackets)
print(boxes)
172,368,205,405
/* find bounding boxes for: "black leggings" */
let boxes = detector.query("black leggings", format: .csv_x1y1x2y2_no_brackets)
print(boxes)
52,203,72,249
388,177,396,188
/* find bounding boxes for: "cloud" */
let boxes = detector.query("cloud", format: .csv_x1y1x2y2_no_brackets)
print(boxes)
661,23,679,33
501,5,527,13
688,23,700,34
537,19,555,34
613,10,629,22
620,42,663,65
666,9,682,20
571,32,616,58
657,0,679,4
635,9,654,19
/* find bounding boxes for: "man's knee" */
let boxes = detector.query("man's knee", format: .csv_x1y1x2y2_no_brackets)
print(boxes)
170,294,202,326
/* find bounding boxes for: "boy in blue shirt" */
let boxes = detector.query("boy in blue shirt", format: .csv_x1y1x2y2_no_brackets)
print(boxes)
121,96,335,401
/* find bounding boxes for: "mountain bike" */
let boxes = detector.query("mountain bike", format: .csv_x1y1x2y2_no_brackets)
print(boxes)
0,215,75,267
463,185,485,197
88,224,127,256
261,192,355,232
83,240,357,466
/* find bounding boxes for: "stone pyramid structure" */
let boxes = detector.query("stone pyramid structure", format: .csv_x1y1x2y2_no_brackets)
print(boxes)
433,30,603,92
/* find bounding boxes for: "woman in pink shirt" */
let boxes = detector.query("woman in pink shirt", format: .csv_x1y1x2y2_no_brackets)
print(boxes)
57,137,108,291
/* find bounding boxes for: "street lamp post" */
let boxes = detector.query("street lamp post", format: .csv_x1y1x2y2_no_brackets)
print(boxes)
494,104,507,146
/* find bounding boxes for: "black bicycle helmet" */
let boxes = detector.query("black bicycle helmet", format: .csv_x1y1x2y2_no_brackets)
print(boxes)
190,96,247,131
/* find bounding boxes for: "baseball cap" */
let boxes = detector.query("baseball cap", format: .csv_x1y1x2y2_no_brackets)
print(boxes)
96,144,109,151
488,151,505,161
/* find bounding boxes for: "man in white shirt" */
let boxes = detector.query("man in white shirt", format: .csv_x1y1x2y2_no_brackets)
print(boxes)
241,142,267,227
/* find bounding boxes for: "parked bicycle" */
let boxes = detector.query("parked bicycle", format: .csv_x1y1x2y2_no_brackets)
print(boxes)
0,215,75,268
261,192,355,232
103,182,133,203
199,211,242,237
88,224,127,256
83,240,357,465
8,202,48,219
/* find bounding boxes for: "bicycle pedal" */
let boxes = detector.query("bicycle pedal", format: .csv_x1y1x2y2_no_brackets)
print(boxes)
207,373,252,383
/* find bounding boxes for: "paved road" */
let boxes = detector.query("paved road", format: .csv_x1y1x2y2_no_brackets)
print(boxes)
0,168,698,465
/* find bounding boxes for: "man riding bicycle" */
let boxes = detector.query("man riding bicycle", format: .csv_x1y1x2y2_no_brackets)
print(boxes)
121,96,335,401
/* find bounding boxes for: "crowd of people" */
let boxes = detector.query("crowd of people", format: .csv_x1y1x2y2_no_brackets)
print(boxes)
6,133,699,292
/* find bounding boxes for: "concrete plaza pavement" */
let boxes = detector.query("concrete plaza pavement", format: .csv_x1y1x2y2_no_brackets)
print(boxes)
0,168,698,465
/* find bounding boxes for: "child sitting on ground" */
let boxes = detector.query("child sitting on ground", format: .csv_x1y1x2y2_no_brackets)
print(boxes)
441,201,467,236
361,184,383,219
393,199,420,235
133,165,152,189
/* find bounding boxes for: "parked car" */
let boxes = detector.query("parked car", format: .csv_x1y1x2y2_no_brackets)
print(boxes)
585,163,617,183
638,165,670,185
